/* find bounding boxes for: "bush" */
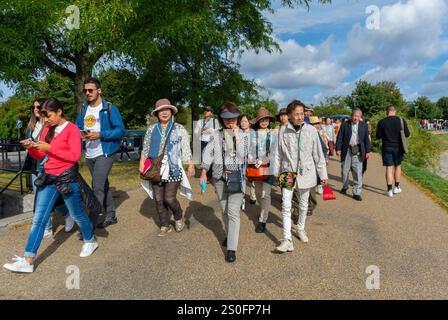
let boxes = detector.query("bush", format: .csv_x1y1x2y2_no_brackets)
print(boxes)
370,113,442,169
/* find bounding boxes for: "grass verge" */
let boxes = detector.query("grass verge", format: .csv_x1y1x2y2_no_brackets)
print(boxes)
402,161,448,212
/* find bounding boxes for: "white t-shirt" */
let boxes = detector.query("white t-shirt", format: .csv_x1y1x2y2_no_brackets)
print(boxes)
84,104,104,159
194,117,219,142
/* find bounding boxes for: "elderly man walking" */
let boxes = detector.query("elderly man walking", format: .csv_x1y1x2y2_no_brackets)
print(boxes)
336,108,371,201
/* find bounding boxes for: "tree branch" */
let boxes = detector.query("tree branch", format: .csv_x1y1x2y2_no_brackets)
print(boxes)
44,39,76,63
41,55,76,80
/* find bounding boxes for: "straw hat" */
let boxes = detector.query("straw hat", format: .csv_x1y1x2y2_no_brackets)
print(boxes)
250,108,276,125
151,98,178,116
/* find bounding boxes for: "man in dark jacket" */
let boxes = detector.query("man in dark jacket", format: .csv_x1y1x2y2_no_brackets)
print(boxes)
376,105,410,197
336,108,371,201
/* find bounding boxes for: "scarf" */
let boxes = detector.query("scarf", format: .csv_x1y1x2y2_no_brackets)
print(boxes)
148,118,181,177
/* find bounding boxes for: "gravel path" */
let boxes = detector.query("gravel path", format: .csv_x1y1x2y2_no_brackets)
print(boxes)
1,154,447,299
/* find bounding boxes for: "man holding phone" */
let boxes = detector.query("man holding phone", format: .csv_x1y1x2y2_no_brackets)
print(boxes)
76,77,126,229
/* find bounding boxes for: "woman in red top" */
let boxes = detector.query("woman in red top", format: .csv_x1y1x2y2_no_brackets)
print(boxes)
3,99,99,273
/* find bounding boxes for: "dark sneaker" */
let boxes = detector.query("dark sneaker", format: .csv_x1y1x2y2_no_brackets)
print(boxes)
340,188,348,195
249,199,257,205
353,195,362,201
255,222,266,233
97,217,118,229
225,250,236,263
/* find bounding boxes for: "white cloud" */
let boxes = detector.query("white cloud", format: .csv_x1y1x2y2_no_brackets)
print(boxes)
420,61,448,98
239,37,348,90
346,0,448,67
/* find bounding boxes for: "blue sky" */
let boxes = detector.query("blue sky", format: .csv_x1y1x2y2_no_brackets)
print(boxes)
2,0,448,107
239,0,448,106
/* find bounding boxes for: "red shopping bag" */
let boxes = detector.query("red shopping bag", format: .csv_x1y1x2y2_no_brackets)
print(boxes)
323,186,336,201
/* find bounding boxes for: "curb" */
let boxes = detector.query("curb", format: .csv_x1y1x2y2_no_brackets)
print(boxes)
0,212,33,230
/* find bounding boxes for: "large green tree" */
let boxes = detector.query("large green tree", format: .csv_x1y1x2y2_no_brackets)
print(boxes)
0,0,330,116
348,80,406,117
436,97,448,119
412,96,442,119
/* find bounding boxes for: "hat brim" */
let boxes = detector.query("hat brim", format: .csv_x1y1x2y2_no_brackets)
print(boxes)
151,105,178,116
250,115,276,125
220,111,240,119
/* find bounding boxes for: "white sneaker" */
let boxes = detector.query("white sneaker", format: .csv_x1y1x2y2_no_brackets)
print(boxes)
275,239,294,253
64,215,75,232
385,190,393,197
296,229,309,243
80,242,98,258
316,185,323,195
43,229,53,239
393,186,402,194
3,256,34,273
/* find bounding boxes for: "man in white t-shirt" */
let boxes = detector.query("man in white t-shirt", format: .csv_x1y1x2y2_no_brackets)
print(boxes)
194,106,220,161
75,77,126,229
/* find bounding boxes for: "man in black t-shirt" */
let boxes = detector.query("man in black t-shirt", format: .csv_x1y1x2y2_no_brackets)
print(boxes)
376,105,410,197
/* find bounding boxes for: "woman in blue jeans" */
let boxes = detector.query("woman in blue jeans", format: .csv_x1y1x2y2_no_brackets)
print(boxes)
3,99,98,273
25,98,74,239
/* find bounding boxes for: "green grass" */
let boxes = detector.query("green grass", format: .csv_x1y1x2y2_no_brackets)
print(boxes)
432,133,448,151
79,160,141,192
402,161,448,211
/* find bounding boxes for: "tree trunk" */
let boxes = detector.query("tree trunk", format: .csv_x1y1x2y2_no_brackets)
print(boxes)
74,51,93,118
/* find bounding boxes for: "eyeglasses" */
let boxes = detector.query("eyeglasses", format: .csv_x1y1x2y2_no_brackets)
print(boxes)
83,88,97,94
38,110,49,118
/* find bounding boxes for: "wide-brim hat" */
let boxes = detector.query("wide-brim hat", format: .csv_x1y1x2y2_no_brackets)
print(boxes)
309,116,321,124
151,98,178,116
276,108,288,121
250,107,276,125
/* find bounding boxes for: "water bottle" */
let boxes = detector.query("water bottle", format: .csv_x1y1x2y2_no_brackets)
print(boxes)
201,179,206,193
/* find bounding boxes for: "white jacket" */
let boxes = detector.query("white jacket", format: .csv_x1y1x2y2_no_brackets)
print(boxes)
272,122,328,189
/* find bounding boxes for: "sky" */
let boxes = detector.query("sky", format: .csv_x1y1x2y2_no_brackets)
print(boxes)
1,0,448,107
238,0,448,106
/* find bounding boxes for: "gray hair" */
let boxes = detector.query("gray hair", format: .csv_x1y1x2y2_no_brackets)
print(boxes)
352,108,363,116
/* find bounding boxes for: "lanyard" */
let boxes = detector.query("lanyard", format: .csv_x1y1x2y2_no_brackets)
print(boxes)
157,120,173,138
256,130,271,159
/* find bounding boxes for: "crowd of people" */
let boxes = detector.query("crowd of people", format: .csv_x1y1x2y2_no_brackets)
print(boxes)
2,78,411,272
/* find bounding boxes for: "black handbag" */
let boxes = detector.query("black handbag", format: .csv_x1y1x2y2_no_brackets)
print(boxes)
221,133,242,193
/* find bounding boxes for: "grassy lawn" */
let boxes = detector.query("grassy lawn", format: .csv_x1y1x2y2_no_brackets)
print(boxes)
1,160,141,194
432,133,448,151
402,161,448,211
79,160,141,192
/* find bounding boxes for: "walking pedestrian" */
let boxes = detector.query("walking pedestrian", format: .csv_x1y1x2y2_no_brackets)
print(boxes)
376,105,410,197
238,114,256,208
247,108,276,233
200,102,249,263
75,77,126,229
119,137,131,161
273,100,328,253
24,98,74,239
335,108,371,201
139,99,195,236
322,117,335,156
4,99,100,273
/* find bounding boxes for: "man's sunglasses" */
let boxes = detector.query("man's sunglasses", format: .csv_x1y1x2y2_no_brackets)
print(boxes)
82,88,98,94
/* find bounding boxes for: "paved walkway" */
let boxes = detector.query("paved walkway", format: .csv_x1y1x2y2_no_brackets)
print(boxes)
0,154,447,299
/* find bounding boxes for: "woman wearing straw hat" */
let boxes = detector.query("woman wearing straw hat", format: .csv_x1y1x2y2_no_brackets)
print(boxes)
200,102,249,263
247,108,277,233
139,98,195,237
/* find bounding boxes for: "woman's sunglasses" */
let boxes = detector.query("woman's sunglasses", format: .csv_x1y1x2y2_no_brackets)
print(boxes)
38,110,49,118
